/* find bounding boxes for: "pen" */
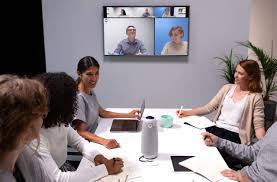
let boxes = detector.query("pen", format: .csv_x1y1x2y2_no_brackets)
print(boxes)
178,105,183,117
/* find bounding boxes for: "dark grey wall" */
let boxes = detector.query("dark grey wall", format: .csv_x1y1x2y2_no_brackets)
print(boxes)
42,0,250,109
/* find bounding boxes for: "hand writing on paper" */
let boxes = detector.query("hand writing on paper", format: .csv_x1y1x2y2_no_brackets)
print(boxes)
104,139,120,149
221,169,250,182
105,157,124,175
94,155,124,174
201,132,218,146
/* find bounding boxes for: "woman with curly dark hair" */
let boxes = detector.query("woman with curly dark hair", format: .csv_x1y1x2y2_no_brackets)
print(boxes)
17,72,123,182
73,56,140,149
0,75,48,182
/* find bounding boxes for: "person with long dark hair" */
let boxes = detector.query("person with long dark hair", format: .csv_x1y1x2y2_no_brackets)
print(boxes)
119,9,126,16
73,56,140,149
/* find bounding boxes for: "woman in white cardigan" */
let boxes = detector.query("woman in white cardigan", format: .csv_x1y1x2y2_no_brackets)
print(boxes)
17,72,123,182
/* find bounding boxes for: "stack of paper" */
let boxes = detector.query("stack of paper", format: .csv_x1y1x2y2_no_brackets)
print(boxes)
181,116,216,129
179,155,229,182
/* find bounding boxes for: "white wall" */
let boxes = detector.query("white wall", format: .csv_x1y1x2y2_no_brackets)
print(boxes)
42,0,250,109
249,0,277,108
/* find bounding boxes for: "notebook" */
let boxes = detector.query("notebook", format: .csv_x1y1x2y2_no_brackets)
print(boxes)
110,99,145,132
182,116,216,129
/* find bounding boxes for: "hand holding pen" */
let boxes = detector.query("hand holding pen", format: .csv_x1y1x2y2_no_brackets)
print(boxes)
94,155,124,174
176,105,193,118
176,105,183,118
106,157,124,175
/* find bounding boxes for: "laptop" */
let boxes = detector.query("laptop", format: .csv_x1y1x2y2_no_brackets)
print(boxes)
110,99,145,132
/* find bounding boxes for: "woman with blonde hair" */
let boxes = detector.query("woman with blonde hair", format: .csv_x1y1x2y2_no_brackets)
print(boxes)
0,75,48,182
161,26,188,55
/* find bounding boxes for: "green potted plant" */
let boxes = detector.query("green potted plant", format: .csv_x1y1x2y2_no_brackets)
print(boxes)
214,49,236,84
240,41,277,128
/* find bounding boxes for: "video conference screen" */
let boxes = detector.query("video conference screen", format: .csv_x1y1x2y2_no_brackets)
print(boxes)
103,6,190,56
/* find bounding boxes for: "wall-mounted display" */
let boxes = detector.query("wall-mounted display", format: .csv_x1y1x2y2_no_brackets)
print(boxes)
103,6,190,56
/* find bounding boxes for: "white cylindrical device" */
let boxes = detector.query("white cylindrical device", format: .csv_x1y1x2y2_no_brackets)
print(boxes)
141,116,158,159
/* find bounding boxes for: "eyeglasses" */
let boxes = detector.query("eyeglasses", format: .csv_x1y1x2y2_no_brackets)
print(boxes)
127,29,136,31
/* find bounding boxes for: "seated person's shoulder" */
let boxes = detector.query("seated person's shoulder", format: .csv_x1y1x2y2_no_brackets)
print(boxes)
135,38,143,44
182,41,188,45
120,38,128,44
222,83,235,89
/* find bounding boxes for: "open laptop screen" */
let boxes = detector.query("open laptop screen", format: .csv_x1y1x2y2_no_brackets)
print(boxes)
110,99,145,132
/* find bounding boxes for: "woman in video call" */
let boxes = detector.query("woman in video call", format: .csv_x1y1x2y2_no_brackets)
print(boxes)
161,26,188,55
162,7,171,17
0,75,48,182
73,56,140,149
113,25,147,55
177,60,265,167
119,9,126,16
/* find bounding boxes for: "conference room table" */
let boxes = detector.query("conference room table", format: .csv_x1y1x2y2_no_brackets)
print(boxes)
92,108,234,182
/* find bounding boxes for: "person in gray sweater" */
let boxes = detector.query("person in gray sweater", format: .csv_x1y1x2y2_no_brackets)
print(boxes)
202,121,277,182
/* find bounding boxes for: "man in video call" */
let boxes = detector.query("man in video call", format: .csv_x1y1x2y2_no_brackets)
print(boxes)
113,25,147,55
142,8,150,17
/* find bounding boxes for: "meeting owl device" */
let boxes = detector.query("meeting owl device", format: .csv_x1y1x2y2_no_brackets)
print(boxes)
141,116,158,159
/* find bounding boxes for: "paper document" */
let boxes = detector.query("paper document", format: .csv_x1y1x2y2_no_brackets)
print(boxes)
179,155,229,182
181,116,216,129
98,165,142,182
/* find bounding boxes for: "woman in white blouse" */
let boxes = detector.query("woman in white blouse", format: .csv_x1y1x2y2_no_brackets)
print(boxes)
161,26,188,55
17,72,123,182
177,60,265,168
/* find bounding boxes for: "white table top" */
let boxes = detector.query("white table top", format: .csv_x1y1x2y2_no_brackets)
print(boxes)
94,108,233,182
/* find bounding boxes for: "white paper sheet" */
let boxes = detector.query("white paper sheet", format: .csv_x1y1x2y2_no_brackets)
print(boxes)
179,155,229,182
181,116,216,129
97,165,143,182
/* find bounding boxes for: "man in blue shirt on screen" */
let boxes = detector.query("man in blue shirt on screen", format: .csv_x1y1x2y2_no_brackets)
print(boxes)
113,25,147,55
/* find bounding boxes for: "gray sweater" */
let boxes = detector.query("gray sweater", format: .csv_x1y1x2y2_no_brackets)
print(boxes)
216,122,277,182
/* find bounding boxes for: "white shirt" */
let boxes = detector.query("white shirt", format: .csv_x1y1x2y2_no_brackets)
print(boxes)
216,86,248,133
161,41,188,55
17,125,108,182
0,170,16,182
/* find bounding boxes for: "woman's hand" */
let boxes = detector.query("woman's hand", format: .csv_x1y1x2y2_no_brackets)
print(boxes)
94,155,124,175
104,157,124,175
94,154,108,166
127,109,140,118
104,139,120,149
201,132,218,146
176,110,191,118
221,169,250,182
